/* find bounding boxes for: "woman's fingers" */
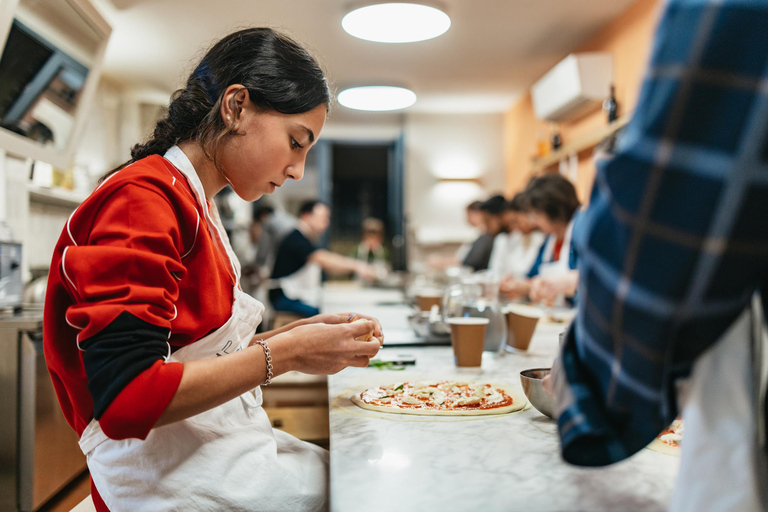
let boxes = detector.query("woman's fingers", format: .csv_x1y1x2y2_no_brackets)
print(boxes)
352,338,381,358
347,312,383,337
349,355,371,368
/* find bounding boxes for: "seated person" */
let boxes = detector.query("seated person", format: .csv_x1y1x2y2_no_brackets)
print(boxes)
350,218,389,265
461,195,506,271
488,193,545,280
427,200,486,269
269,200,376,317
500,175,580,304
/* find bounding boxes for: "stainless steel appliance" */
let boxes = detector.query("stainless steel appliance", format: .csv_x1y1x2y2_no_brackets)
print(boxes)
0,307,86,511
0,242,23,310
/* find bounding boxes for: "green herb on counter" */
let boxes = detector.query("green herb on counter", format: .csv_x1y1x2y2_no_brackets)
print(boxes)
368,359,406,371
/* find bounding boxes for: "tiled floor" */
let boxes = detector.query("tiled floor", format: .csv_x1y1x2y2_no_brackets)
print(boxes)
38,470,90,512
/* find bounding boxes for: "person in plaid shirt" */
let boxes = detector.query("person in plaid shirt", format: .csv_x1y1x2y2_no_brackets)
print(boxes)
548,0,768,509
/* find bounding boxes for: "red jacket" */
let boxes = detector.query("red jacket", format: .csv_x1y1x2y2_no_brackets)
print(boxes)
44,155,237,509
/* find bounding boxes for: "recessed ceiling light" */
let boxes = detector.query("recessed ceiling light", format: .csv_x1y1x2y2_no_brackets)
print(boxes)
338,86,417,111
342,2,451,43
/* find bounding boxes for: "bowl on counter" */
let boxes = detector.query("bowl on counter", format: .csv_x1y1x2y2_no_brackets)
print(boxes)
407,309,450,338
519,368,554,419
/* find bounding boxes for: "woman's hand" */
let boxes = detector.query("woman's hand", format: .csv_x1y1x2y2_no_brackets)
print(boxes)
499,276,530,300
271,320,381,375
303,312,384,345
529,270,579,303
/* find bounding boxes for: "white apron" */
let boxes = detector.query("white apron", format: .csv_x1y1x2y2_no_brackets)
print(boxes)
77,146,328,512
536,217,576,307
670,296,768,512
279,260,322,308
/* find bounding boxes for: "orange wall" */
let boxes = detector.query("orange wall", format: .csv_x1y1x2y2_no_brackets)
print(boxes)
503,0,662,200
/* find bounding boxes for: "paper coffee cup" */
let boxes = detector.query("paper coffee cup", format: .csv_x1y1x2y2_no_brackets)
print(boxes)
416,294,442,312
447,317,489,367
505,304,542,351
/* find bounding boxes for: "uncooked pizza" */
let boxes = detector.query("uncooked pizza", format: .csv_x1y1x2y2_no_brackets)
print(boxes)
351,380,527,416
648,418,683,456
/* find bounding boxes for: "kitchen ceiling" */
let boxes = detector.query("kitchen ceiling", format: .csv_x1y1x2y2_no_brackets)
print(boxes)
94,0,638,115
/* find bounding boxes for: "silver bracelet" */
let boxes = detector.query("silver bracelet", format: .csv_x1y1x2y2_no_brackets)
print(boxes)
253,339,273,386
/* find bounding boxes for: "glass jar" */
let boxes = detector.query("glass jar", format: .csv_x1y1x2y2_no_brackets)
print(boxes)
442,271,507,352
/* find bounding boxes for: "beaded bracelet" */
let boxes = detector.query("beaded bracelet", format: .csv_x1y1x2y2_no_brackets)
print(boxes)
252,339,273,386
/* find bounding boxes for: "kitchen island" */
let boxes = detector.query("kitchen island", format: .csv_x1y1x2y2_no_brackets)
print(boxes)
322,283,680,512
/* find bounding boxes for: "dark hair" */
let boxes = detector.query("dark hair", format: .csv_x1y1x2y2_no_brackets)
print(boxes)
466,200,483,211
299,199,326,217
480,195,507,215
253,204,274,222
522,174,580,223
507,193,526,212
103,28,330,180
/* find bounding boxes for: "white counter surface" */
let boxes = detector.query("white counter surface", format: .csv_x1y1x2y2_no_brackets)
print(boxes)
323,284,680,512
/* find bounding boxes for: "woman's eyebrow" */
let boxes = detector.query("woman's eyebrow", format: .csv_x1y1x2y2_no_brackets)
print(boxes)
298,125,315,143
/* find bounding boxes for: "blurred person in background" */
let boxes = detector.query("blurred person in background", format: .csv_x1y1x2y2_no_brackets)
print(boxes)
350,217,389,265
460,194,506,271
489,193,546,281
428,200,486,269
270,200,376,317
500,174,580,304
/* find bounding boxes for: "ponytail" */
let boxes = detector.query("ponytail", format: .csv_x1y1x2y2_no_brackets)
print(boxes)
101,28,329,181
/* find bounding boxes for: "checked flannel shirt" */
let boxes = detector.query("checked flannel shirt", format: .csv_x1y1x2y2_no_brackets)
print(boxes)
552,0,768,466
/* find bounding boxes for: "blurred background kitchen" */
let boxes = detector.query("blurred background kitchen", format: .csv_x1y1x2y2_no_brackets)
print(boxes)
0,0,665,510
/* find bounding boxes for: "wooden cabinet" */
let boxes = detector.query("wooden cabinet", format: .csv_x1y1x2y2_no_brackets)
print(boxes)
261,372,329,447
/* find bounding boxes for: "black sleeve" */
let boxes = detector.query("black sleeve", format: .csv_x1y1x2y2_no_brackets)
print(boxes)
271,229,318,279
462,233,494,271
79,311,171,419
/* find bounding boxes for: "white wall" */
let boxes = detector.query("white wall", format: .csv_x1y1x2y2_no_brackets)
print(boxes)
403,112,505,244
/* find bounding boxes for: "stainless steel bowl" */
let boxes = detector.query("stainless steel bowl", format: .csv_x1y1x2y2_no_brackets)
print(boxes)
520,368,554,419
407,310,450,338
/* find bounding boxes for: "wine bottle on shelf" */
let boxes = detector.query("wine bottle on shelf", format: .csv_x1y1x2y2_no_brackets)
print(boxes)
550,124,562,151
603,83,618,123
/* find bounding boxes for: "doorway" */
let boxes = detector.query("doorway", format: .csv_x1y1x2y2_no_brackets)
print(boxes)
313,137,406,271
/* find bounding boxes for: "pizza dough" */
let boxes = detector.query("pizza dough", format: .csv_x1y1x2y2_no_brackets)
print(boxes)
352,317,375,341
351,380,528,416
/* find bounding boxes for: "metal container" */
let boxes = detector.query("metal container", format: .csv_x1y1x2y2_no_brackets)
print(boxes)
0,307,86,511
520,368,555,419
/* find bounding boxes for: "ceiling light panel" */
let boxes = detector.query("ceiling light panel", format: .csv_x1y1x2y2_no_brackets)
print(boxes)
342,2,451,43
338,86,417,111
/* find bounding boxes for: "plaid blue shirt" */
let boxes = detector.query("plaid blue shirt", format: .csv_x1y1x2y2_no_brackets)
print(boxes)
553,0,768,466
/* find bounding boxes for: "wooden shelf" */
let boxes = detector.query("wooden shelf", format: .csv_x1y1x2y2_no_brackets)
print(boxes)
28,185,86,209
531,114,631,173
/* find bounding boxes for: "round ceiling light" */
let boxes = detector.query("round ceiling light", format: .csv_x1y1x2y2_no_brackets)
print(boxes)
342,2,451,43
338,86,417,111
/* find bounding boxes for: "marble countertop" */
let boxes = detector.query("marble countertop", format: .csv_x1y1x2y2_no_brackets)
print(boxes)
324,285,680,512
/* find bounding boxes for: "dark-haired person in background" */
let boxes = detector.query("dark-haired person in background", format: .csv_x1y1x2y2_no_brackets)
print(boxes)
500,174,581,304
43,28,383,511
462,194,506,271
488,193,545,280
270,200,377,318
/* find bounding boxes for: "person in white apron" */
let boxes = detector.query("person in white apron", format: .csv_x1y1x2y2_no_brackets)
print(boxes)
500,174,581,305
43,28,383,512
488,194,545,281
269,201,377,318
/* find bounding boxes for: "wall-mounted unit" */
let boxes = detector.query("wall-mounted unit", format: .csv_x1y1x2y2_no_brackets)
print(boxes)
0,0,111,169
531,53,613,122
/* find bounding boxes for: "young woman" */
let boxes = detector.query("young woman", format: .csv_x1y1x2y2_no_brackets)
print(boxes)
43,28,382,512
500,174,580,304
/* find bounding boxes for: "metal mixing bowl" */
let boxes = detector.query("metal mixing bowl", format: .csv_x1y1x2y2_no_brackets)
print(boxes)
519,368,554,419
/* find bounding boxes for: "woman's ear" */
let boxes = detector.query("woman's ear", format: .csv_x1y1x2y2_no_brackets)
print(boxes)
220,84,250,130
